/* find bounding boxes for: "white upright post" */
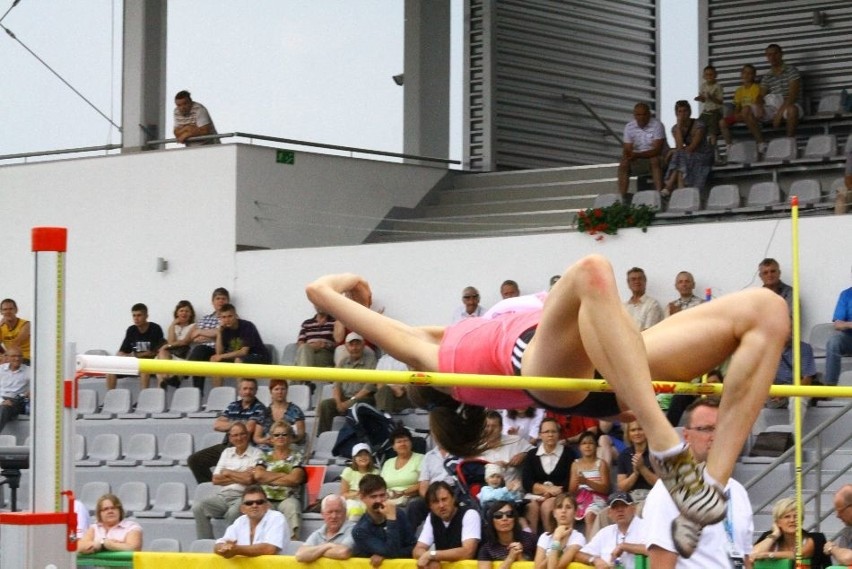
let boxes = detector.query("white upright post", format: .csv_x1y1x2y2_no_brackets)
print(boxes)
0,227,74,568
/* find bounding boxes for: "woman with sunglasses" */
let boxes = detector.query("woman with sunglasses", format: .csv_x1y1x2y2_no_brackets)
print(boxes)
77,493,142,554
254,379,306,448
254,420,306,538
533,493,585,569
478,501,536,569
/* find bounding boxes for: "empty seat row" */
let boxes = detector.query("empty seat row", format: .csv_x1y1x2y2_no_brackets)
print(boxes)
726,134,852,166
77,383,313,419
75,432,193,466
595,176,844,220
78,480,190,519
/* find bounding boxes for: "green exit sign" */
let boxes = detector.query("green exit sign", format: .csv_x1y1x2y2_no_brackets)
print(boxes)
276,150,295,164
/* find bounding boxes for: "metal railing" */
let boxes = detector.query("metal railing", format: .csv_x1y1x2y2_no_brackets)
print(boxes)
561,94,623,146
1,134,460,166
744,400,852,533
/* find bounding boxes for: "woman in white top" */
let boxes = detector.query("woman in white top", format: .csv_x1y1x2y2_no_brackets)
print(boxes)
156,300,196,388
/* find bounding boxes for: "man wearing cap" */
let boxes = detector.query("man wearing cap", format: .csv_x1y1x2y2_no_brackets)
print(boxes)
316,332,377,433
576,492,647,568
352,474,418,563
644,397,753,567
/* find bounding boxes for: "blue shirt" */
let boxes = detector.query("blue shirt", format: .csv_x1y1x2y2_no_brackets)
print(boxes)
352,513,417,559
775,342,817,384
832,287,852,336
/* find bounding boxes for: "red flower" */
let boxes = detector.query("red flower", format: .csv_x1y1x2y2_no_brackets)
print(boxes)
593,209,603,218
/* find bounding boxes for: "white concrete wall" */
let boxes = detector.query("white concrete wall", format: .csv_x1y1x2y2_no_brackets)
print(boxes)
234,145,450,249
0,147,848,361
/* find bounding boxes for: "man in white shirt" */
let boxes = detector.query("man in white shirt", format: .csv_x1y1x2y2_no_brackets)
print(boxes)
617,102,667,197
451,286,485,323
193,422,264,539
0,347,29,434
215,485,287,557
645,397,753,566
413,481,480,567
577,492,647,569
624,267,664,331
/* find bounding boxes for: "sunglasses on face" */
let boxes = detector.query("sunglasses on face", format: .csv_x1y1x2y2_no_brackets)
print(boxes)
243,499,267,506
271,432,289,438
493,511,516,520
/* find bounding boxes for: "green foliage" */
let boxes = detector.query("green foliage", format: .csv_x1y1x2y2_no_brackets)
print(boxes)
576,201,656,236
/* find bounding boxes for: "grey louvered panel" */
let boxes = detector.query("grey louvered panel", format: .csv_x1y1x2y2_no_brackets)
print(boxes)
707,0,852,112
465,0,659,171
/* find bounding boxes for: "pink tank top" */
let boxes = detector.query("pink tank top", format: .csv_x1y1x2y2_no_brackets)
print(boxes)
438,309,541,409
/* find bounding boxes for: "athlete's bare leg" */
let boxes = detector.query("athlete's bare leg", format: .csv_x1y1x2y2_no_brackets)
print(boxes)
642,287,789,484
522,254,681,453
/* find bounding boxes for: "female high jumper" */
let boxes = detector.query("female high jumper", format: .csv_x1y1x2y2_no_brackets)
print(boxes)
306,254,788,547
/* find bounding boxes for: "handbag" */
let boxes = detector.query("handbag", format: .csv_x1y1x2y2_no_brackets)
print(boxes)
748,431,793,458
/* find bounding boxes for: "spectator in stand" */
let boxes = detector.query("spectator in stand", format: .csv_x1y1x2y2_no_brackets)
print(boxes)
645,397,754,563
410,439,456,531
824,484,852,565
500,280,521,299
0,299,31,364
212,304,270,378
412,481,481,567
666,369,724,427
188,378,265,484
316,332,377,433
666,271,704,317
478,410,533,484
193,422,265,539
374,354,413,413
294,309,336,368
0,347,29,435
186,287,230,391
295,494,355,562
694,65,723,148
173,90,218,146
155,299,196,389
532,493,585,569
758,43,802,142
341,443,381,520
501,407,544,445
253,380,306,448
253,419,306,539
105,303,164,390
617,102,667,198
214,485,287,558
548,274,561,289
380,425,424,511
451,286,485,323
616,421,657,502
758,258,793,315
719,64,764,152
478,500,537,568
751,497,817,564
766,338,816,409
577,492,647,569
663,100,714,194
522,417,573,534
569,431,611,540
352,473,418,563
825,274,852,387
77,494,142,554
479,463,524,512
624,267,664,331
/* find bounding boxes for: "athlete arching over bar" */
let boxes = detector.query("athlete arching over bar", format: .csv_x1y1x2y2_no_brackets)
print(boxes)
306,254,788,555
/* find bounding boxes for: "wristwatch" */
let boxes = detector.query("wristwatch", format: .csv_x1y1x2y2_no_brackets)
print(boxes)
429,549,437,560
588,555,597,565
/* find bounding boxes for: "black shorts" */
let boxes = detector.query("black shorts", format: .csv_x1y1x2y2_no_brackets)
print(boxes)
511,326,622,418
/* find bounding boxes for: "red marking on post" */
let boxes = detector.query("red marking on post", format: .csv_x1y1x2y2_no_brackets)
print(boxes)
0,512,68,525
790,196,799,207
64,380,75,408
31,227,68,252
